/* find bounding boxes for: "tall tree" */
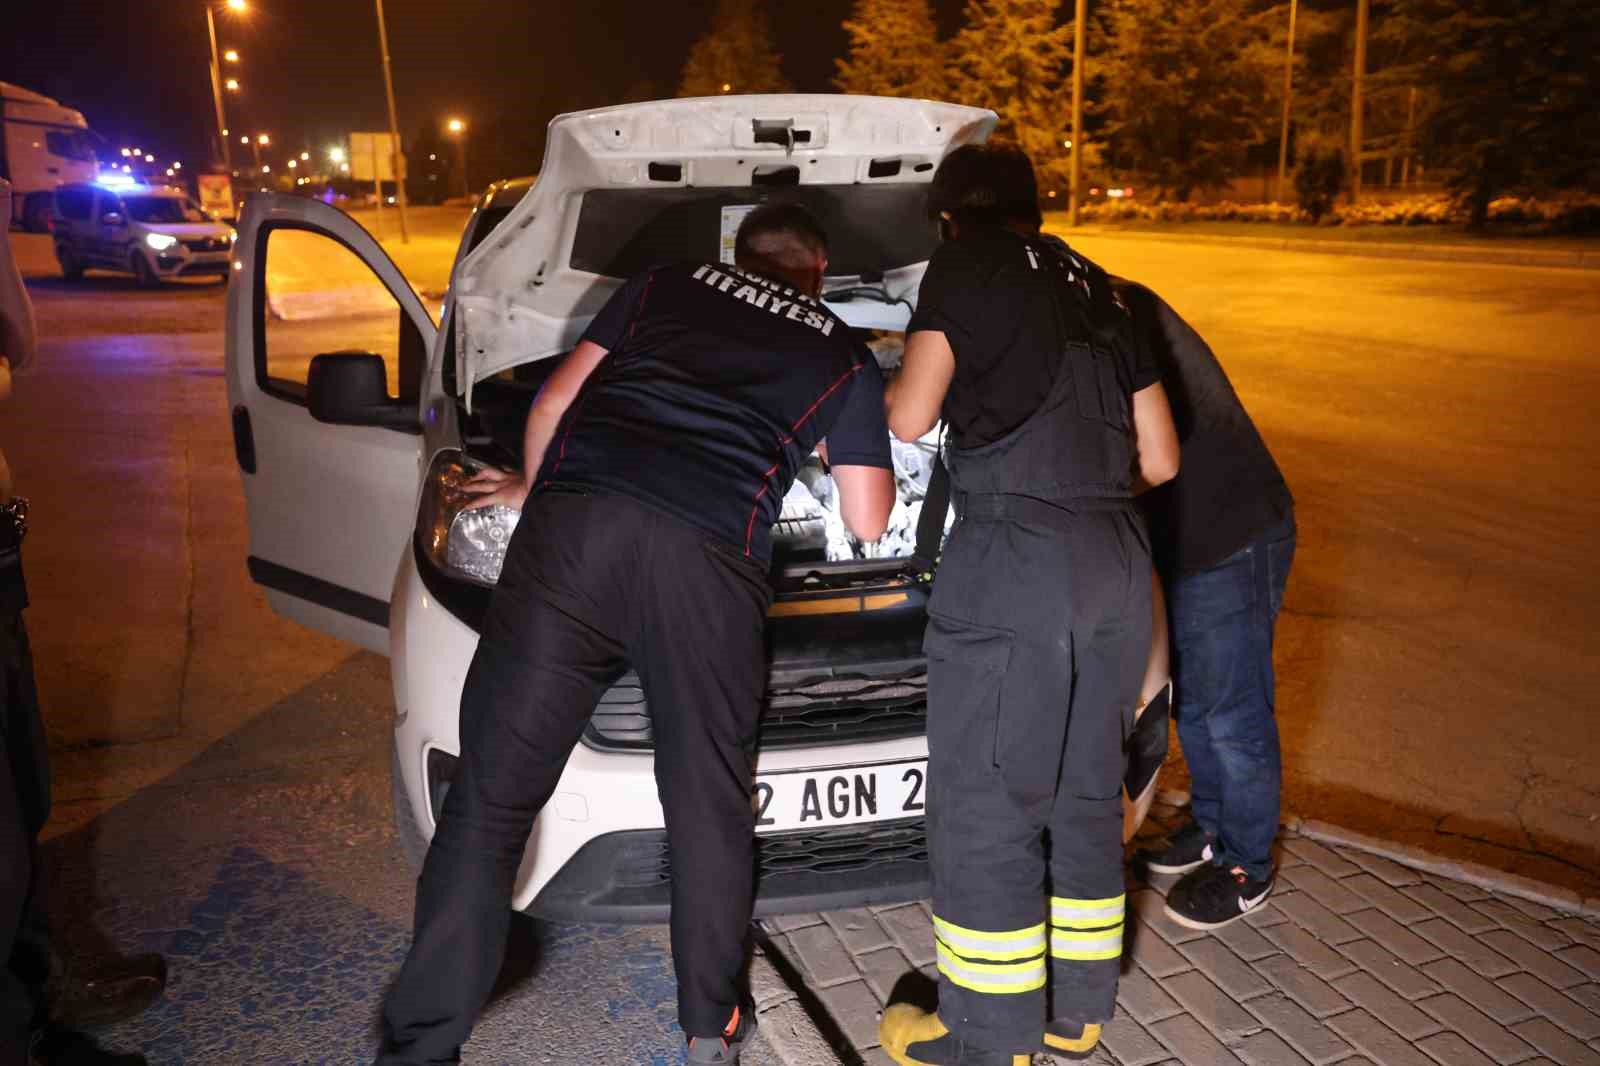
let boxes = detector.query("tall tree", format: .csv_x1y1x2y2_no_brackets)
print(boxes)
679,0,793,98
834,0,948,100
947,0,1075,189
1376,0,1600,226
1099,0,1278,201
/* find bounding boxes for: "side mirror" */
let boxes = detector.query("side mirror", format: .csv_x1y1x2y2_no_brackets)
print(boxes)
101,212,124,226
306,352,418,430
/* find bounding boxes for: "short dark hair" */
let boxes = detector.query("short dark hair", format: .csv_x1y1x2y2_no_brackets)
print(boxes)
734,201,829,264
928,143,1043,230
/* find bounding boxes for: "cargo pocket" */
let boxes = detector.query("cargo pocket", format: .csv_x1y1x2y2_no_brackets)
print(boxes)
1069,341,1132,431
923,613,1014,772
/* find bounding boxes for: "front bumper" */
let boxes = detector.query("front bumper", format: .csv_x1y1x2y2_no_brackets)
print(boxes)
389,547,932,919
154,250,231,276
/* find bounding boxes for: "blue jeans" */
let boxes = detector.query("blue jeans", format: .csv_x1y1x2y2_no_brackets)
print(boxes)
1167,518,1295,882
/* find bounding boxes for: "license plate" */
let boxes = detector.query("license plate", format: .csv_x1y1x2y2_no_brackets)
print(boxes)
753,759,927,834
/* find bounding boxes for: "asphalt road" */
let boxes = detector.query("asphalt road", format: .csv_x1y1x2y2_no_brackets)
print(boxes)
3,211,1598,1055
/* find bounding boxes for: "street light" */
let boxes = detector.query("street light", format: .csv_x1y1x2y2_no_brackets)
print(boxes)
446,117,469,198
223,49,240,62
721,83,732,93
300,151,310,161
328,145,346,164
225,78,240,92
206,0,249,171
1276,0,1300,203
257,133,270,145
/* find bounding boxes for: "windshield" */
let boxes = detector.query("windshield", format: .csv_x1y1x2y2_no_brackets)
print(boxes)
571,184,937,280
122,196,208,224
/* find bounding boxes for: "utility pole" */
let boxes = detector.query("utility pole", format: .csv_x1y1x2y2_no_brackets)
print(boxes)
1069,0,1087,227
205,5,232,172
1276,0,1299,203
1351,0,1369,202
374,0,411,243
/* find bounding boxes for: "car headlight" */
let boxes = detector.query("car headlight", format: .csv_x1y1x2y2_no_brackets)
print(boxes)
144,233,178,251
417,450,521,587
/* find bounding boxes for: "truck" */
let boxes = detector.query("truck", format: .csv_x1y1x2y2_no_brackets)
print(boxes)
1,82,100,231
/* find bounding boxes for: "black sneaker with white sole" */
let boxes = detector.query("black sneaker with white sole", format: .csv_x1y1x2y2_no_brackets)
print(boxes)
1163,862,1274,931
1135,821,1215,876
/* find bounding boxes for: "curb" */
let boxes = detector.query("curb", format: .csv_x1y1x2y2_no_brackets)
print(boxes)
749,938,852,1066
1291,816,1600,921
1054,225,1598,271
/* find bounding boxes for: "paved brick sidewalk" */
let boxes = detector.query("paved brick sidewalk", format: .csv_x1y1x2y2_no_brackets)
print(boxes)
760,807,1600,1066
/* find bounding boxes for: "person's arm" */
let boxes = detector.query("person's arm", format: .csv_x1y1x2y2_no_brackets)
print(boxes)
884,329,955,442
822,358,896,541
0,193,36,377
832,464,894,542
462,340,609,511
1132,381,1180,493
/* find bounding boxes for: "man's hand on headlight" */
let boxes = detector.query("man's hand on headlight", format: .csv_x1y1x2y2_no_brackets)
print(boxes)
461,465,529,512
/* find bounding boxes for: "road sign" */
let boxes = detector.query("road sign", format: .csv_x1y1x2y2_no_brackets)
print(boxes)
349,132,406,182
197,173,236,220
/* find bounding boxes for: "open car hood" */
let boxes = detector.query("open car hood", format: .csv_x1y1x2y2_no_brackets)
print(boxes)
452,94,996,400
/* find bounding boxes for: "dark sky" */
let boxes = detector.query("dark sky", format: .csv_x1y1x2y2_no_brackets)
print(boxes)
2,1,965,177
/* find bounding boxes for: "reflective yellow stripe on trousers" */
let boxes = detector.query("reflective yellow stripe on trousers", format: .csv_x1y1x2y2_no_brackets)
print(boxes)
932,916,1047,994
1049,894,1125,961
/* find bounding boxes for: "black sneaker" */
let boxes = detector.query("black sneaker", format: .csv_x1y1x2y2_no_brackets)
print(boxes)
1136,821,1215,875
1164,862,1274,931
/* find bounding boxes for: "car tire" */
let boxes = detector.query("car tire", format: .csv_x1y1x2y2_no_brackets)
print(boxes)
56,246,83,281
390,745,429,875
130,251,159,288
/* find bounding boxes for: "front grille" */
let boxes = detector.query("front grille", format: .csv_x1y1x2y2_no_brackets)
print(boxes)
182,237,228,252
586,666,928,752
615,818,928,890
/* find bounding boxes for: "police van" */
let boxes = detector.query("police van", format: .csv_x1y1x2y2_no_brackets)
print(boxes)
1,82,99,232
224,95,1173,920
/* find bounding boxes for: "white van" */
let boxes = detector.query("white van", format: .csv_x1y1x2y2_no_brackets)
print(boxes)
225,95,1173,921
1,83,99,231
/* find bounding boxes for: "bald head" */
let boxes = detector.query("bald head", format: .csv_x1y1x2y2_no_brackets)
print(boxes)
734,203,830,296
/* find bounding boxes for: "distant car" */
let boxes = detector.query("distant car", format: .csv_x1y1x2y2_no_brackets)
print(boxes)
225,96,1173,922
52,180,235,285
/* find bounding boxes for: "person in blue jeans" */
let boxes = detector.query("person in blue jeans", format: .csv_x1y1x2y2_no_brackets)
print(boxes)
1121,280,1296,930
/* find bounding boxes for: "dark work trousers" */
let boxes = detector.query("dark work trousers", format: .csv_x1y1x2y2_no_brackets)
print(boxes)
1,611,51,1066
924,498,1151,1053
376,489,772,1065
1168,516,1295,882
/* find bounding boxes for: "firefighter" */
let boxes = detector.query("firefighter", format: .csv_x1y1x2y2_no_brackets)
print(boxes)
374,203,896,1066
878,146,1179,1064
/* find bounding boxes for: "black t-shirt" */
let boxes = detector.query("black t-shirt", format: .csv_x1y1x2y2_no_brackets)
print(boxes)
541,261,892,563
1118,281,1294,573
909,227,1161,448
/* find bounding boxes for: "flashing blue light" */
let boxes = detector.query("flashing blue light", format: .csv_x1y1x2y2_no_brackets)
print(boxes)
97,174,139,189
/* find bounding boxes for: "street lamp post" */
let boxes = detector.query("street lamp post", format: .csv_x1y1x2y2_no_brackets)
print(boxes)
374,0,411,242
1068,0,1087,227
447,118,469,199
1276,0,1299,203
1351,0,1370,202
204,4,233,171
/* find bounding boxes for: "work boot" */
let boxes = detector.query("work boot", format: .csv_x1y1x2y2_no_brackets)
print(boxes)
878,1005,1030,1066
1164,862,1274,931
49,955,166,1030
686,1005,756,1064
1135,821,1214,876
1041,1019,1103,1060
